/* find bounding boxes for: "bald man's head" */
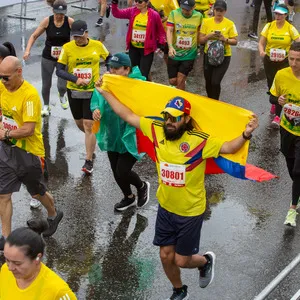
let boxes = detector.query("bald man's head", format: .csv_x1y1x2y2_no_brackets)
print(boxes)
0,56,23,92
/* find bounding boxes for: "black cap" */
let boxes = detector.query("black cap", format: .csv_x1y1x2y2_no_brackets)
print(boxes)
71,20,88,37
214,0,227,10
53,2,67,14
180,0,195,10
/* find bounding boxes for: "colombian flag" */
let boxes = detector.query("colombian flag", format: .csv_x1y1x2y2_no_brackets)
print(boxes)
102,74,276,182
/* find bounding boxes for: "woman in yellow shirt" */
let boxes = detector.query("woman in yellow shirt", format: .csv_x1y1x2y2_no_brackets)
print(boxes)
0,220,77,300
258,4,300,128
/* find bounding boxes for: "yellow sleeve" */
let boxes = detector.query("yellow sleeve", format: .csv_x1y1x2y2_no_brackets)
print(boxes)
228,22,238,38
22,89,41,123
290,24,300,40
55,288,77,300
270,73,280,97
167,9,175,25
57,45,68,65
202,136,224,159
99,42,109,60
140,117,155,142
261,23,270,38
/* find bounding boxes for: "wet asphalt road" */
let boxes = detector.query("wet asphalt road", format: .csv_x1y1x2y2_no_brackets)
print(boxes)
1,0,300,299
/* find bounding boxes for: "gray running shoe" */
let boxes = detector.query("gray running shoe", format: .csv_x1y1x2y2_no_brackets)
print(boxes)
199,251,216,288
248,32,258,40
167,285,189,300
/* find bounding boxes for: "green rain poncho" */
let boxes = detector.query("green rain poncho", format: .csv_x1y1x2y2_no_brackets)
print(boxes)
90,66,146,161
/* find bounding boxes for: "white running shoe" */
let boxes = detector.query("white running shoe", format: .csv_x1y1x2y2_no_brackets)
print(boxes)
59,95,69,110
30,198,41,209
41,105,51,117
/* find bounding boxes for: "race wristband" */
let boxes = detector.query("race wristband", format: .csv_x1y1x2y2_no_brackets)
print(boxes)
242,131,252,140
5,129,10,140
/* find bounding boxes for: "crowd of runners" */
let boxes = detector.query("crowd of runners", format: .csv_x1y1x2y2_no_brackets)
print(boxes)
0,0,299,299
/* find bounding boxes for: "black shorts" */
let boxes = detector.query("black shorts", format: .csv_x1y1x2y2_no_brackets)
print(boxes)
280,127,300,158
167,58,195,79
153,205,204,256
0,141,47,196
67,89,93,120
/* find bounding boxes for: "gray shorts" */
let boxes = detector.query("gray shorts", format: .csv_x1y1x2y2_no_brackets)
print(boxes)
0,141,47,196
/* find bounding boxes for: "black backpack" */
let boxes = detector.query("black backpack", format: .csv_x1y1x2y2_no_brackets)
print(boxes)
207,40,225,66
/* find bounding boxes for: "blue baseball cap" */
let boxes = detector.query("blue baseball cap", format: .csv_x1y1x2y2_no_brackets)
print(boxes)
161,96,191,117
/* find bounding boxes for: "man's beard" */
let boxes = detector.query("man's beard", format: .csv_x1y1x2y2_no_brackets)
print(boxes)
163,122,187,141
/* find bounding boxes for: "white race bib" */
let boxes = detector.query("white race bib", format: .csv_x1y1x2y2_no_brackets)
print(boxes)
176,36,192,49
73,68,92,83
160,162,186,187
2,115,18,130
132,29,146,43
51,46,62,59
270,48,286,62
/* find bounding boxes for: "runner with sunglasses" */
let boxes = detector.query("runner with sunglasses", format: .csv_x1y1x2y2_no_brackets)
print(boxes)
167,0,202,90
111,0,166,80
95,86,258,299
0,56,64,250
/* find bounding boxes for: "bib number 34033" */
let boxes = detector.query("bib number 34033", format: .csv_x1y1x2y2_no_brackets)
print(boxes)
160,162,186,187
73,68,92,82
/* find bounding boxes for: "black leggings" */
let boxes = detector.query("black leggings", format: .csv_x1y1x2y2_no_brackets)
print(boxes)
107,151,143,197
129,45,154,81
286,157,300,206
264,55,289,117
252,0,273,34
203,54,231,100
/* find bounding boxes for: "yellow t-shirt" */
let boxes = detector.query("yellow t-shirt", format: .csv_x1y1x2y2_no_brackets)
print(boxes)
261,21,300,59
0,80,44,157
200,17,238,56
270,67,300,136
140,117,223,216
0,263,77,300
58,39,109,91
195,0,215,12
131,12,148,48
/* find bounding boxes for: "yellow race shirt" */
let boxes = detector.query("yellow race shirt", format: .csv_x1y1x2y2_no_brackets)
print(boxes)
195,0,215,12
261,21,300,59
200,17,238,56
131,12,148,48
0,263,77,300
140,117,224,216
0,80,44,157
270,67,300,136
167,8,202,61
58,39,109,91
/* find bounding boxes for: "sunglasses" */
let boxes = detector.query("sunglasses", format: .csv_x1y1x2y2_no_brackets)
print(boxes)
162,113,183,123
0,75,12,81
135,0,146,3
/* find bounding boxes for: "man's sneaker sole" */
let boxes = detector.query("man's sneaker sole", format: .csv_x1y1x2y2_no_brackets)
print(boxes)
115,199,137,212
138,181,150,208
199,251,215,288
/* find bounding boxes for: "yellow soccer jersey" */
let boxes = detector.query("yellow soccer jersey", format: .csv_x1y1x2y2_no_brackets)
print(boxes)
195,0,215,12
140,117,224,216
261,21,300,59
0,80,44,157
270,67,300,136
0,263,77,300
58,39,109,91
200,17,238,56
131,12,148,48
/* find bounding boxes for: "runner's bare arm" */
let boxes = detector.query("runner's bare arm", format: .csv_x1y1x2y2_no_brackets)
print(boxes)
23,17,49,60
258,36,267,57
97,89,141,130
167,25,176,57
220,114,258,154
0,122,35,140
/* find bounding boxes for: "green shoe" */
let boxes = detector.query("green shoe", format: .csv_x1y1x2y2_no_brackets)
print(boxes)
59,95,69,110
284,209,298,227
